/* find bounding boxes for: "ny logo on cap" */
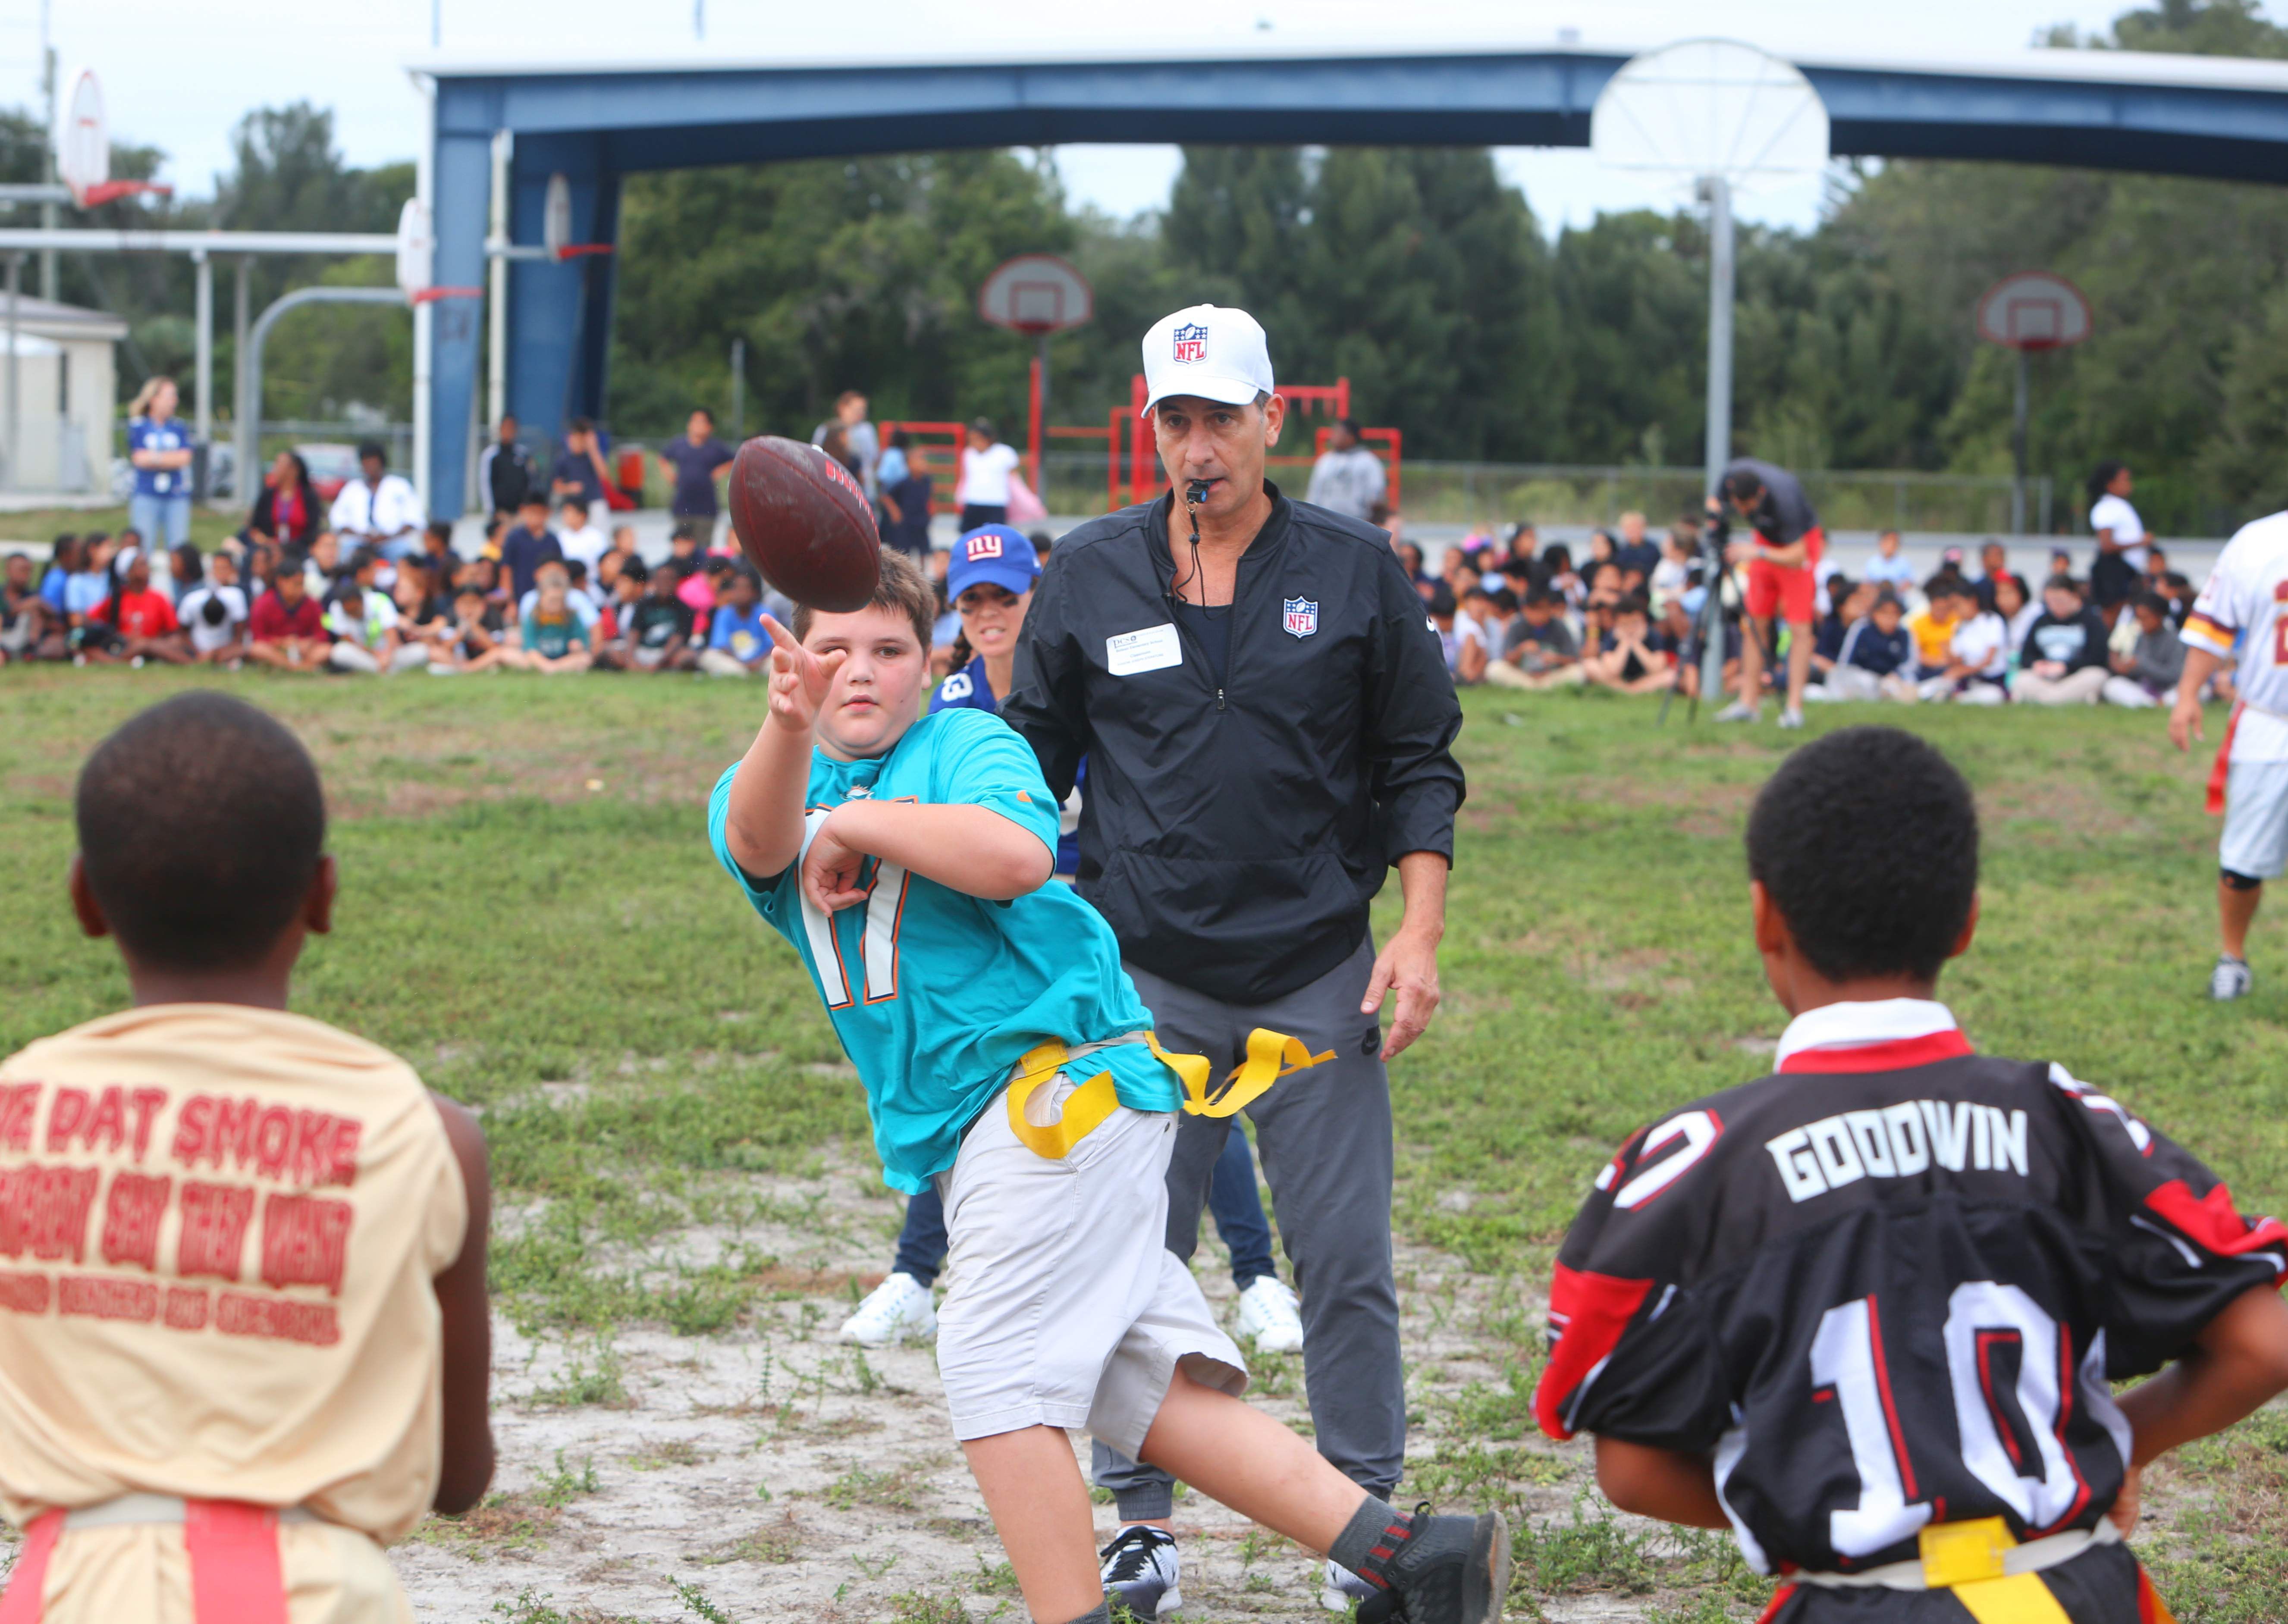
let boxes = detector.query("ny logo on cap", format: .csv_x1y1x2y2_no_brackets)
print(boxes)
1282,597,1320,639
967,533,1004,560
1172,323,1208,364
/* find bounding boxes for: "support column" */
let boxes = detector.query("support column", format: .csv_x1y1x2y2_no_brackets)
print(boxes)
193,250,213,460
487,129,511,435
425,127,493,516
505,135,615,445
232,258,251,502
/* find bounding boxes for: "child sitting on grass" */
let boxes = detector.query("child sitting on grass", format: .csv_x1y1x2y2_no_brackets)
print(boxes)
0,691,493,1622
710,549,1507,1624
1536,725,2288,1623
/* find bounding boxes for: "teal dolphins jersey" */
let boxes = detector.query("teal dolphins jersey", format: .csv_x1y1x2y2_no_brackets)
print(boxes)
708,707,1179,1192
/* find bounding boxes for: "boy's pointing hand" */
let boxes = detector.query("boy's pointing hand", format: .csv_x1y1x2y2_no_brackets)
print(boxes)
763,614,847,733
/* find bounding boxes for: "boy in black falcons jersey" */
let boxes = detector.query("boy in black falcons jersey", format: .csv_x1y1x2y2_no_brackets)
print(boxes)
1534,726,2288,1623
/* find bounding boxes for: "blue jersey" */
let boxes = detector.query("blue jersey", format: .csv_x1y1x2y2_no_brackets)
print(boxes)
128,415,191,498
931,653,1083,875
707,707,1177,1192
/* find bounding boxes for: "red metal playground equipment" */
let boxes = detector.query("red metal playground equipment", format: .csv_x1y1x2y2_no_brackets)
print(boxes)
882,377,1401,520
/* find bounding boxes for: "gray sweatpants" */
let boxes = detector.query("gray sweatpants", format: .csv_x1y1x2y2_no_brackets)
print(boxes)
1091,936,1403,1518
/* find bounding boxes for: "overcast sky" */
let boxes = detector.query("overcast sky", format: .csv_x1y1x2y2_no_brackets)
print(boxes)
39,0,2149,234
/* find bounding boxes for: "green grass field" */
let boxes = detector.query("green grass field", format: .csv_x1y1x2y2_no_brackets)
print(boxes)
2,668,2284,1621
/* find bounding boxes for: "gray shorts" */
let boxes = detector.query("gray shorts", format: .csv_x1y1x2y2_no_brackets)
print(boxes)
934,1080,1246,1455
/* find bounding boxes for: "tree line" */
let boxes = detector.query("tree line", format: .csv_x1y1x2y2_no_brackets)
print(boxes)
31,0,2288,532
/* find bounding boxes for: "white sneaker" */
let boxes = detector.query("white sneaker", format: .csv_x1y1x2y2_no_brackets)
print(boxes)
1713,699,1760,723
837,1273,936,1345
2211,955,2253,1002
1100,1525,1182,1617
1321,1558,1376,1612
1778,707,1805,730
1235,1276,1305,1354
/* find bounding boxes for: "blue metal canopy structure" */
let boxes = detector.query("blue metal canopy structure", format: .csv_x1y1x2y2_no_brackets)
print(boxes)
420,41,2288,513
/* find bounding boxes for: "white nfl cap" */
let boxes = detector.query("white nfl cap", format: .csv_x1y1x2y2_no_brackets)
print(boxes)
1141,304,1274,411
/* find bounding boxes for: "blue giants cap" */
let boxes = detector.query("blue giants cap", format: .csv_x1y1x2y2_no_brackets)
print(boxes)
948,525,1041,599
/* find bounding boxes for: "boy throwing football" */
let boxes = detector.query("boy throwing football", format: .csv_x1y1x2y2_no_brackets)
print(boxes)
709,549,1505,1624
1537,725,2288,1621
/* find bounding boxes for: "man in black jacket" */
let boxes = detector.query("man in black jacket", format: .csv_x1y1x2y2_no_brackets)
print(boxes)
478,414,535,520
1002,302,1465,1615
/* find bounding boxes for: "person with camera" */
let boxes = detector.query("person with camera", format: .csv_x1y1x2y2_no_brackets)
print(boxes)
1709,458,1823,730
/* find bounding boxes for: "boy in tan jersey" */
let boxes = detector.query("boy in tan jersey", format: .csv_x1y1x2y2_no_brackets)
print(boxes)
0,691,493,1624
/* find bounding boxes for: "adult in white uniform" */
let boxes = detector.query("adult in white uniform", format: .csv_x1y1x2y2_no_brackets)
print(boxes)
2087,459,2150,626
2171,509,2288,1000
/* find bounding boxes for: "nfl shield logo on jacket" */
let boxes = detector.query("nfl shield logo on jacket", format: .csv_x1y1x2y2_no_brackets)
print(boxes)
1282,598,1319,638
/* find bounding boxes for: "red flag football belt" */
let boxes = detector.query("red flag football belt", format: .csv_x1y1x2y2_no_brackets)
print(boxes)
0,1495,321,1624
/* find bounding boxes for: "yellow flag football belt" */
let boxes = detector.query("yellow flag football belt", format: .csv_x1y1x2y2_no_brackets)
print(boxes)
1004,1028,1335,1160
1790,1517,2173,1624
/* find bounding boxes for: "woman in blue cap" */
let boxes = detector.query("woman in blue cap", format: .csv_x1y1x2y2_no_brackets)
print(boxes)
840,526,1304,1358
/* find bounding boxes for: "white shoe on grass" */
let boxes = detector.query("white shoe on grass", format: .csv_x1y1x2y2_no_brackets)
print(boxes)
1778,707,1805,730
1321,1558,1376,1612
1100,1525,1182,1617
1236,1276,1305,1353
837,1273,936,1345
2211,955,2253,1002
1713,700,1760,723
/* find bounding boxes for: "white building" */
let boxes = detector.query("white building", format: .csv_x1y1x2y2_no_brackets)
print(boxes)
0,297,127,494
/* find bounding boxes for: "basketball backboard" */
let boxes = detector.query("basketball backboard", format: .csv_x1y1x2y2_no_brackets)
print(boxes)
1591,39,1829,186
979,255,1094,335
1976,272,2093,351
56,68,107,208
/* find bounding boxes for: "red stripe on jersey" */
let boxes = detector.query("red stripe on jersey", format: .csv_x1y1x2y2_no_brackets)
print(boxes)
2145,1179,2288,1276
1862,1294,1921,1500
2035,1321,2093,1536
1754,1582,1797,1624
1777,1029,1974,1075
1533,1261,1655,1441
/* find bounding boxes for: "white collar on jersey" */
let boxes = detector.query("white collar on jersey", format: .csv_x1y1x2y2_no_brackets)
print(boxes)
1773,997,1962,1071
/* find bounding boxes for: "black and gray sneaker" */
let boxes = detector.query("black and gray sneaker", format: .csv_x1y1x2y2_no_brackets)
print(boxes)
1355,1505,1510,1624
1099,1524,1182,1618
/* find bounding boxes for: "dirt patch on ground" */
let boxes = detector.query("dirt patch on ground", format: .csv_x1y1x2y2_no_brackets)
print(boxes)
389,1157,1629,1624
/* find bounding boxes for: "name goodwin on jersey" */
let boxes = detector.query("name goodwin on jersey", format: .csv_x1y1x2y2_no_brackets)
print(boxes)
1767,1100,2028,1203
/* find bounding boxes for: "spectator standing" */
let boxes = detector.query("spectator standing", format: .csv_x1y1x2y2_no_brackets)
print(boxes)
245,451,322,557
699,565,769,677
499,495,564,605
2088,460,2151,623
178,551,249,665
877,429,935,560
329,442,424,560
1863,528,1916,589
245,567,328,673
2104,590,2186,707
480,415,536,518
1003,302,1463,1615
549,419,611,514
2013,578,2114,704
1304,417,1387,523
810,391,879,494
1712,458,1825,728
661,408,737,529
125,376,195,550
954,418,1020,532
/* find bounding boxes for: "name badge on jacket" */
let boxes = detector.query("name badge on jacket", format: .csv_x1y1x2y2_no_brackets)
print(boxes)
1107,623,1182,677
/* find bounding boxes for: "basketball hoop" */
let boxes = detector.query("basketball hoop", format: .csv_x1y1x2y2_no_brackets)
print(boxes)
979,255,1094,335
53,66,171,209
1976,272,2092,352
543,173,615,263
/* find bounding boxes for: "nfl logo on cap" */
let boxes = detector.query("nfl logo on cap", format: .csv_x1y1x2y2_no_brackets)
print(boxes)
1172,323,1208,364
1282,597,1319,639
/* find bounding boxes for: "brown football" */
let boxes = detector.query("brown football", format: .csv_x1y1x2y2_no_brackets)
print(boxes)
727,436,882,613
